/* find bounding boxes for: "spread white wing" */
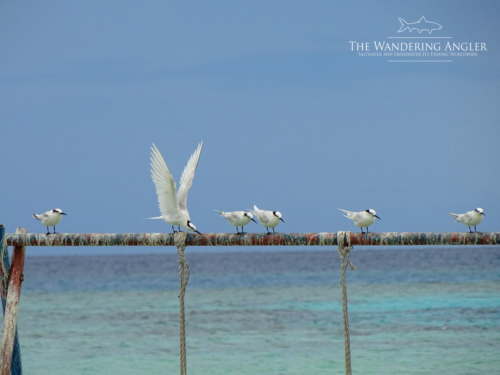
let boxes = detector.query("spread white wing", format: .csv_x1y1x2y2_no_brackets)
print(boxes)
150,144,179,218
177,141,203,211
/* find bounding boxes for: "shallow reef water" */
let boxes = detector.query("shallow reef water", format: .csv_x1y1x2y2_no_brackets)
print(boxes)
10,246,500,374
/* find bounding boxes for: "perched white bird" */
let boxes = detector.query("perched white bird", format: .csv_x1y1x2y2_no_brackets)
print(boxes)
32,208,67,235
448,208,485,233
148,142,203,235
339,209,381,234
250,206,284,234
214,210,257,234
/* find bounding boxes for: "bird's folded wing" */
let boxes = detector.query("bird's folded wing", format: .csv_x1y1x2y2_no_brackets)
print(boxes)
227,212,241,221
177,141,203,211
462,212,473,222
150,144,178,218
259,215,270,224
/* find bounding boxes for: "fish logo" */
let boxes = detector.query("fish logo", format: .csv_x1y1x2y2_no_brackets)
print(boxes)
398,16,443,34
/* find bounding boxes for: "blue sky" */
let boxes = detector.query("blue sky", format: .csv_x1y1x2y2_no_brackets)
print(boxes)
1,1,498,255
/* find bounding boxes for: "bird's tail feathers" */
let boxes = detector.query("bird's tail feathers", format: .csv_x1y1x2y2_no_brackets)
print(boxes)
448,213,460,221
145,216,163,220
32,214,40,221
213,209,224,216
338,209,354,217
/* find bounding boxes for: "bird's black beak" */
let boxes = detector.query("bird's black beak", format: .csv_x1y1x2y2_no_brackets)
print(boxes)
61,213,67,215
280,218,285,223
481,212,485,216
251,218,257,223
195,230,202,235
375,215,381,220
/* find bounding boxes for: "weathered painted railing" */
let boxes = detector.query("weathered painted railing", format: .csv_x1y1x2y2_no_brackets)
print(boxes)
2,230,499,375
6,231,500,247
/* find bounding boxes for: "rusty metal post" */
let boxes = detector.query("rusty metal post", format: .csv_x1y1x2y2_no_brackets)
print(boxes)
0,226,23,375
175,232,189,375
1,228,26,375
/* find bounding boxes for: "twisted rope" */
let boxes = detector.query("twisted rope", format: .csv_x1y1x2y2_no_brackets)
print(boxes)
338,231,354,375
175,232,189,375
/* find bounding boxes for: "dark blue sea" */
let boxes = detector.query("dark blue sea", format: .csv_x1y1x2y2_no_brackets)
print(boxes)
14,246,500,374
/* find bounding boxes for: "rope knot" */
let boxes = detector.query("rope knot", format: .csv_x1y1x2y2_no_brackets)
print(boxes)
337,231,356,286
175,232,190,298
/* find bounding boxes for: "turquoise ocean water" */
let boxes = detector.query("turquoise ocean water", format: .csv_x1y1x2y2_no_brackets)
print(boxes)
10,247,500,374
